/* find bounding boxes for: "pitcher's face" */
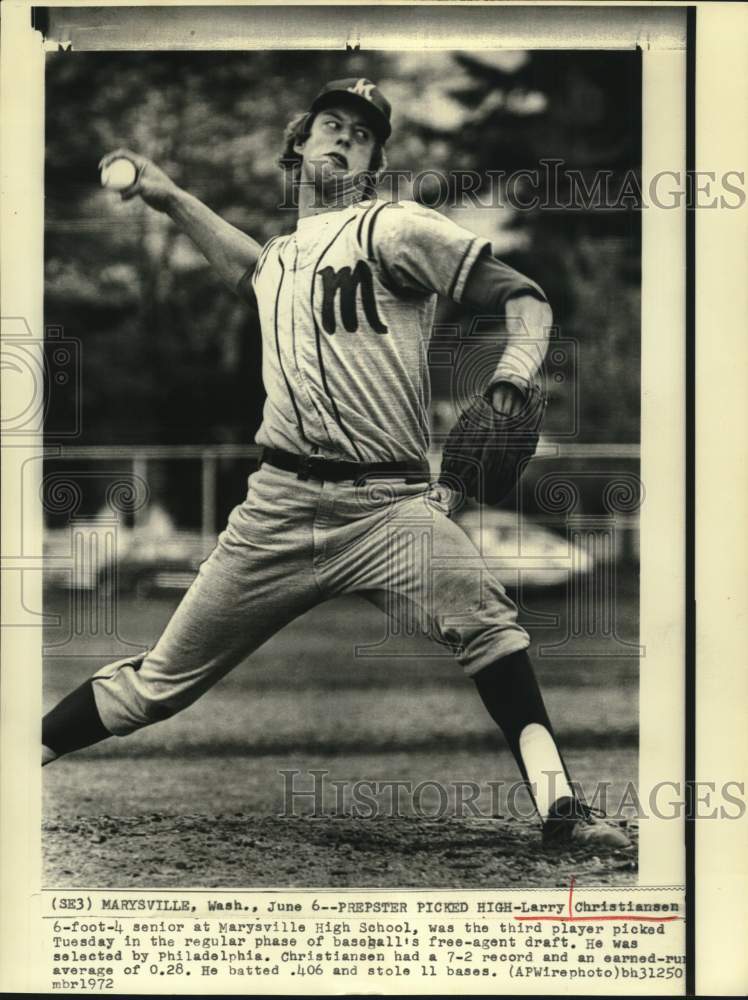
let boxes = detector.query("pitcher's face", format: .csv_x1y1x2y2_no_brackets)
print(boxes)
295,105,377,195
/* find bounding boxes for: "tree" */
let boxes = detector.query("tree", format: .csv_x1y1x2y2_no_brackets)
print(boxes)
44,50,395,443
397,50,642,442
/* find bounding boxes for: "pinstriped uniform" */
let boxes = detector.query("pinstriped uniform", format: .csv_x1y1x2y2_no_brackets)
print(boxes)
90,199,532,737
252,199,489,464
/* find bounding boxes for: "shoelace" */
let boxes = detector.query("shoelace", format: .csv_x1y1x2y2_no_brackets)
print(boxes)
548,795,618,825
580,804,607,822
573,798,609,823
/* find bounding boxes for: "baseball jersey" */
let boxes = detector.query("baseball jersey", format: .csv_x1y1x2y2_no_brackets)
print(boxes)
250,198,542,464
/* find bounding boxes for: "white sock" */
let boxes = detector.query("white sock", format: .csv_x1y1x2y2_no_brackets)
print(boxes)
42,744,58,767
518,723,574,820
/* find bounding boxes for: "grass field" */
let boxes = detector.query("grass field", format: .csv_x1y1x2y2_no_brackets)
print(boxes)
43,584,639,888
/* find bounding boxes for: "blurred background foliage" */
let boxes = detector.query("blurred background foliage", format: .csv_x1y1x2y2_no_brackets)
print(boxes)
45,49,641,445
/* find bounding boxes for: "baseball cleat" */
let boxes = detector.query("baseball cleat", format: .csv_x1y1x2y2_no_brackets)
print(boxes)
542,796,632,850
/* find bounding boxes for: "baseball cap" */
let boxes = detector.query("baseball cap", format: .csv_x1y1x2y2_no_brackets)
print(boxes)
309,78,392,142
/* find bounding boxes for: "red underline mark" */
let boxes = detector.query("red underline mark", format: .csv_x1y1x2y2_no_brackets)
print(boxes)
515,877,684,923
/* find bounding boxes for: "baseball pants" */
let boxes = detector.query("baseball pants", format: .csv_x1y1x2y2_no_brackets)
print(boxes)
91,463,530,736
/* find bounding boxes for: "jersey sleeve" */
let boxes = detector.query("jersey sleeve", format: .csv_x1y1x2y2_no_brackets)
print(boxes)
369,201,547,307
368,201,491,303
243,233,288,301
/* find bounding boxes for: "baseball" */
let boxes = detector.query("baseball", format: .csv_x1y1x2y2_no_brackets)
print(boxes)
45,76,634,875
100,157,137,191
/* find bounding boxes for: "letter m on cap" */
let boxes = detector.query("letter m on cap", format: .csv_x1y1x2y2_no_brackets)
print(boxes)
348,78,375,101
319,261,388,334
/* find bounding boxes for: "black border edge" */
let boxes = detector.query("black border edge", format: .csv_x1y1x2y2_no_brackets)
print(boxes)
31,6,49,38
685,5,696,998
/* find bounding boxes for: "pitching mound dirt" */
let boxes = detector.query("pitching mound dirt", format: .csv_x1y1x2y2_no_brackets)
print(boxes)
44,814,637,889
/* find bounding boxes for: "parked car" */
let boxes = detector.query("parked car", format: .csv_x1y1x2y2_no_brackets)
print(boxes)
44,505,592,595
454,507,592,589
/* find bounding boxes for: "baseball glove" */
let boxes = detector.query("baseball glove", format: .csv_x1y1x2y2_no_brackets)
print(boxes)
439,378,546,506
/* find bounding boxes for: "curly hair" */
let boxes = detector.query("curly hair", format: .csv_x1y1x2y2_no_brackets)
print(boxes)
278,110,388,199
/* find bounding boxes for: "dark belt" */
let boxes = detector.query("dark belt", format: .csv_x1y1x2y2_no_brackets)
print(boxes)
261,447,431,484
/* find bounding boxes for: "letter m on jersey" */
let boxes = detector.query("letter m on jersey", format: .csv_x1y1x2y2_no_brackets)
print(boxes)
318,261,388,335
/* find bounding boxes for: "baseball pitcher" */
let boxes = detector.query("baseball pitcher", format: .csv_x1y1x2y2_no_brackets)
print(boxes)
43,78,629,850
